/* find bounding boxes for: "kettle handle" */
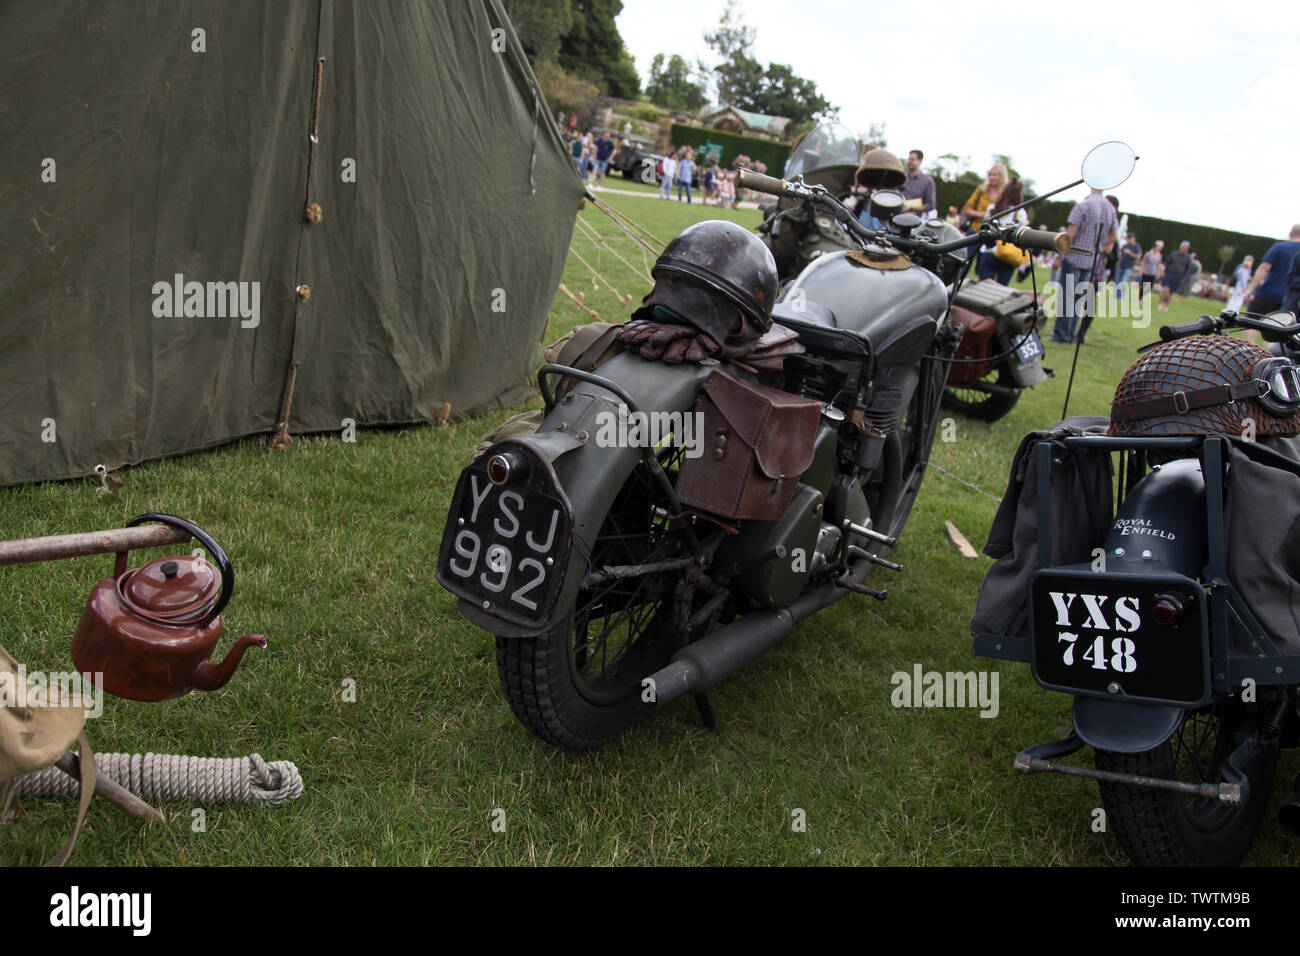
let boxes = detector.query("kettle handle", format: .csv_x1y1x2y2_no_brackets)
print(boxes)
123,513,235,624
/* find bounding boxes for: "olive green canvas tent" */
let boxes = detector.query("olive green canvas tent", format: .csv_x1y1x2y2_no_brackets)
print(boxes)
0,0,584,486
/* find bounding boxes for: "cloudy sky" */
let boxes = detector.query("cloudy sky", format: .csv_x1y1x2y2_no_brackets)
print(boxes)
615,0,1300,240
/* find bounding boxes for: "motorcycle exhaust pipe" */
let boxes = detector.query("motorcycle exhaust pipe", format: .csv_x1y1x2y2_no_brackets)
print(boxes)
646,558,871,708
1278,774,1300,839
649,609,794,707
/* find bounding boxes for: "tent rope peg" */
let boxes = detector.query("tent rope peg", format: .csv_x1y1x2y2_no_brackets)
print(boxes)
556,283,600,320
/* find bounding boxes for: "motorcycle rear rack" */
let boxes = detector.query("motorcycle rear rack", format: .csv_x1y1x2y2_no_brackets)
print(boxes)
1013,732,1243,805
974,435,1300,693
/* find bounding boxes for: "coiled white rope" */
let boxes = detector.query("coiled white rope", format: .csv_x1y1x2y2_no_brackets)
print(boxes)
14,753,303,807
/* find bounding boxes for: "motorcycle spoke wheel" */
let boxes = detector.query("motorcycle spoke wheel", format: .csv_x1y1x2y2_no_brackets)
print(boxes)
1094,701,1278,866
569,452,686,704
495,446,691,750
940,364,1020,422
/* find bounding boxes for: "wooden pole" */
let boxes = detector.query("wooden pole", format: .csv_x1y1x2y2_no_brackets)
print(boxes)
55,751,166,823
0,525,191,567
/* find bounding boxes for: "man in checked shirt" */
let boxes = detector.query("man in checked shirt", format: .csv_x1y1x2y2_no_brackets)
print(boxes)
1050,186,1119,345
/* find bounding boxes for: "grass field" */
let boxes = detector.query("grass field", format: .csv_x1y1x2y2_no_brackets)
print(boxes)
3,191,1296,867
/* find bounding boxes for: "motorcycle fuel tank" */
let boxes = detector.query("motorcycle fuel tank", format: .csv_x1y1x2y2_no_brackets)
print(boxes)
779,250,948,367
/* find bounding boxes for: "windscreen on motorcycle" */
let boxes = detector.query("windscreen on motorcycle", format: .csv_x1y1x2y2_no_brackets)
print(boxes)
783,123,861,196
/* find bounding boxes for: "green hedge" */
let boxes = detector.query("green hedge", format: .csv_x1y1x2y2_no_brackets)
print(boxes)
669,123,790,172
933,180,1275,276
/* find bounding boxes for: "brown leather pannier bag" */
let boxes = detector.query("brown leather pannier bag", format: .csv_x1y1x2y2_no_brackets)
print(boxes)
676,370,821,521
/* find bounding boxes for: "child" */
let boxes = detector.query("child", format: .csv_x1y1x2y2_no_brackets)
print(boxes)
718,171,735,209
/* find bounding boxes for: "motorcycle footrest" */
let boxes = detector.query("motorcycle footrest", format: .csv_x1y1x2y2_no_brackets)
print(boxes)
846,545,902,572
1014,733,1244,806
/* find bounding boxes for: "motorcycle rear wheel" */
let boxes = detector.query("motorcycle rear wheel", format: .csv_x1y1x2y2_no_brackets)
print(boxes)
1094,700,1278,866
940,364,1020,422
495,449,689,750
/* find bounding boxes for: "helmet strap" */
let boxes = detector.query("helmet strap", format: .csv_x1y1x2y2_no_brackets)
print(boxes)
1110,379,1270,423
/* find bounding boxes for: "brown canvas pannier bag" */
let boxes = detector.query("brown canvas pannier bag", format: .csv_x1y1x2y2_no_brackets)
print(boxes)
676,370,820,521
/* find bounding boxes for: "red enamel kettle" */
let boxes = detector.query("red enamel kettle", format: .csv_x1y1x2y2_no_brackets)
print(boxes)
71,513,266,701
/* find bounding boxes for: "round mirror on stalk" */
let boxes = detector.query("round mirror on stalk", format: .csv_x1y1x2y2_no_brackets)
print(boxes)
1261,310,1299,330
1080,141,1136,190
1257,310,1300,342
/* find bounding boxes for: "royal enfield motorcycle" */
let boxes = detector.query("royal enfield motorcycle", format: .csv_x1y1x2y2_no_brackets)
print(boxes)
757,123,1052,423
973,307,1300,866
436,158,1066,751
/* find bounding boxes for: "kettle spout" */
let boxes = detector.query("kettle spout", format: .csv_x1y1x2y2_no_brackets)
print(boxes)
191,634,267,691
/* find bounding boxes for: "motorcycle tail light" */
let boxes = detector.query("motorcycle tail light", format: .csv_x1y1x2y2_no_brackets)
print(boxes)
1151,594,1184,626
488,450,529,486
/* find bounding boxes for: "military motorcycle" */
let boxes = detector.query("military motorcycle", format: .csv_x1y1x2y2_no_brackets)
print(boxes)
436,157,1065,751
757,123,1052,423
973,307,1300,866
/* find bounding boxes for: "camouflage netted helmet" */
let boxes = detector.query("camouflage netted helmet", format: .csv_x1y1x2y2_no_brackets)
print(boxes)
854,147,906,190
1109,335,1300,438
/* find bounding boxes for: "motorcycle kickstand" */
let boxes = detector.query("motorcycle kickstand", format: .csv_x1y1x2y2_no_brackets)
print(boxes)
694,692,717,731
837,574,888,600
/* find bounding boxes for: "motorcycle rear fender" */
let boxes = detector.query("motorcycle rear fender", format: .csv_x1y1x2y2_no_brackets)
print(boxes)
1072,695,1186,753
457,352,713,637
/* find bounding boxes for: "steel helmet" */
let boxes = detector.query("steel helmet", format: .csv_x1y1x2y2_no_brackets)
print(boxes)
1109,335,1300,438
650,220,778,333
855,148,906,190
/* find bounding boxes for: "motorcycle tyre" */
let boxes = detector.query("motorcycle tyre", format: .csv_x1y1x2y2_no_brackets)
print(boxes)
494,456,685,751
940,364,1020,422
1094,702,1278,867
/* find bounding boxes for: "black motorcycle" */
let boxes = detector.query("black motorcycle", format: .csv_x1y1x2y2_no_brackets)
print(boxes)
756,123,1057,423
436,160,1064,750
973,308,1300,865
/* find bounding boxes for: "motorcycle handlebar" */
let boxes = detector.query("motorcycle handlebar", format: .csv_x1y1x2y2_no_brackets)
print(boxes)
738,170,1069,258
1159,315,1220,341
736,169,790,197
1004,226,1072,254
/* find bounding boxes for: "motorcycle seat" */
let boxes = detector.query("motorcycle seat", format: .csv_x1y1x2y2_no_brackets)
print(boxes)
770,300,871,358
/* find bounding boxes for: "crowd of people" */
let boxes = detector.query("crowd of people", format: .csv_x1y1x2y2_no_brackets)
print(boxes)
565,127,618,190
563,127,742,208
564,122,1300,329
935,156,1300,343
656,146,740,207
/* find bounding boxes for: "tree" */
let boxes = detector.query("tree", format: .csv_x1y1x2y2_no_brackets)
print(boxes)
646,53,707,111
859,121,887,149
502,0,573,63
746,62,832,128
703,1,756,65
991,153,1035,193
704,0,756,106
714,51,766,110
557,0,640,99
535,60,600,121
703,4,836,124
926,153,967,182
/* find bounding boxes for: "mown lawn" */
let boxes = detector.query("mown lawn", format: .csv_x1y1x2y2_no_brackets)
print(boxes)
2,190,1295,866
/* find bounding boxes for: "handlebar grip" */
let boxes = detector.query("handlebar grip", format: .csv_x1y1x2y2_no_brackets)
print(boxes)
1007,227,1071,254
1159,315,1219,341
736,168,790,197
